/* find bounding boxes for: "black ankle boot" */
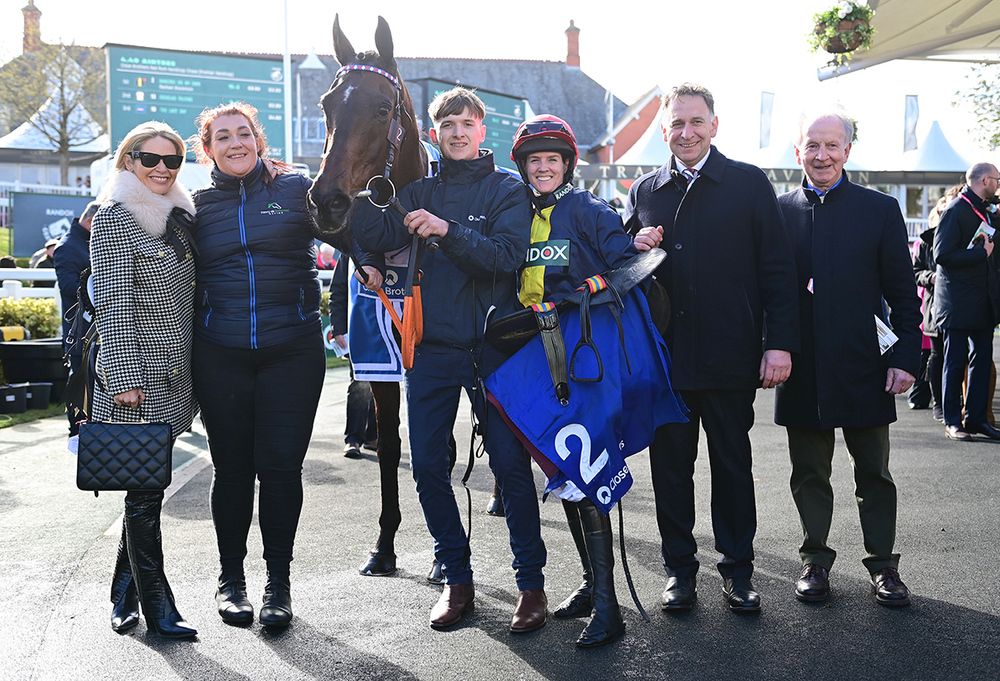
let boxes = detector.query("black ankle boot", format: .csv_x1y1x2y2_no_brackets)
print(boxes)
216,566,253,625
553,500,594,619
260,566,292,627
124,492,197,639
110,520,140,633
575,500,625,648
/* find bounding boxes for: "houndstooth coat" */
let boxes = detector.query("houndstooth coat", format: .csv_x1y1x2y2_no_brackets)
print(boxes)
89,170,198,435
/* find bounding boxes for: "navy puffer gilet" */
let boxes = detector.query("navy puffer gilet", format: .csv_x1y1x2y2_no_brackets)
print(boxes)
193,161,321,349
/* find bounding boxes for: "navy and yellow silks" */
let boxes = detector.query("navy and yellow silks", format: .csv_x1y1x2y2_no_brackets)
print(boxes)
486,286,688,514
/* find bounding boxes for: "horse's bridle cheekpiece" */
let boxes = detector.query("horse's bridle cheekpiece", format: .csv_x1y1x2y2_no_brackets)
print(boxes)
334,64,405,183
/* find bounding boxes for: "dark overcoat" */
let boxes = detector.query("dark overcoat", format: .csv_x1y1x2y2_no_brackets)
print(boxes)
623,146,799,391
932,187,999,330
774,176,922,429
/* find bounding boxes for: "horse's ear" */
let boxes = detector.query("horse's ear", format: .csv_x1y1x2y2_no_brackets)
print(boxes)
374,16,395,67
332,14,356,67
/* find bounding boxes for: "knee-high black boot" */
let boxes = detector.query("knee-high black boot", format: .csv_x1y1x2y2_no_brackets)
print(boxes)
110,519,139,633
124,492,197,639
576,499,625,648
553,500,594,619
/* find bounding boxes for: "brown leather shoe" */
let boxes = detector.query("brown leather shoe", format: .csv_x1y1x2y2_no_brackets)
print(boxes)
429,583,474,630
510,589,547,633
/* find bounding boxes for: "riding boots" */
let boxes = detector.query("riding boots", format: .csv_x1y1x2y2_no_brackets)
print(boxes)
553,500,594,619
259,565,293,627
429,583,475,630
575,499,625,648
110,521,140,633
124,492,197,639
216,565,254,625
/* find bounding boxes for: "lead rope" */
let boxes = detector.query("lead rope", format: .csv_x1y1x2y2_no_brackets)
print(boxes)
617,500,650,622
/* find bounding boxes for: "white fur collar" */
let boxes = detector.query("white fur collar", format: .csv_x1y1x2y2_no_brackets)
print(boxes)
98,170,196,238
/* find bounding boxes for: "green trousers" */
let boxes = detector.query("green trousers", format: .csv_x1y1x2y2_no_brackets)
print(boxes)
786,425,900,574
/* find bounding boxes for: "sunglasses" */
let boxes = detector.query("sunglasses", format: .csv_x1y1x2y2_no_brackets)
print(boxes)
129,150,183,170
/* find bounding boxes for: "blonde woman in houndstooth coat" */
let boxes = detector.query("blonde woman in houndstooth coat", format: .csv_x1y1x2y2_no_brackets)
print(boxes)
90,121,198,639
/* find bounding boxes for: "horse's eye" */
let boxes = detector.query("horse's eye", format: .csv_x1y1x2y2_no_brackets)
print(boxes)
377,104,392,118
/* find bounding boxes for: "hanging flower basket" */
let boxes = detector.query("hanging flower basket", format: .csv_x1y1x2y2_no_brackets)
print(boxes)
808,1,875,65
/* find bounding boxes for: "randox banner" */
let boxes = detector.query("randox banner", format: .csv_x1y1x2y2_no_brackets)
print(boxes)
11,192,91,257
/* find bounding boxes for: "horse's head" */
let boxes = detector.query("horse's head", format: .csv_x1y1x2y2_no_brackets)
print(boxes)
309,15,421,247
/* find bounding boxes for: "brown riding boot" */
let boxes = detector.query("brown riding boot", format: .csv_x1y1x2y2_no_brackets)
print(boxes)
510,589,547,633
429,583,475,630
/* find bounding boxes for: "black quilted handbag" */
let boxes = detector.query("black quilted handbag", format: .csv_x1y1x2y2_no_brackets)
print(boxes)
76,421,173,495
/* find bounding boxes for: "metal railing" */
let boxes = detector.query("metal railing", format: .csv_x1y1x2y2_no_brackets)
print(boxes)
0,181,92,227
905,218,929,239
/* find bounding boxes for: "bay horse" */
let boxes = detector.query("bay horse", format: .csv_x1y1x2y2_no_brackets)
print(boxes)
309,15,455,580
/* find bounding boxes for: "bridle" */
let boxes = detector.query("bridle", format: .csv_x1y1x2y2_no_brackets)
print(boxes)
329,63,407,205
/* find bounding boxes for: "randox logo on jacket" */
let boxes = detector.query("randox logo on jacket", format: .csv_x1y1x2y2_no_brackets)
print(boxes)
260,202,289,216
525,239,570,268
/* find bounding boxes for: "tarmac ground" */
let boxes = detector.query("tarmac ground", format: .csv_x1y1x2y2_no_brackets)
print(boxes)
1,367,998,680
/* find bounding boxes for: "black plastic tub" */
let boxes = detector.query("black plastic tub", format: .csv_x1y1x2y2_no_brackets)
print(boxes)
25,382,53,409
0,383,27,414
0,339,67,402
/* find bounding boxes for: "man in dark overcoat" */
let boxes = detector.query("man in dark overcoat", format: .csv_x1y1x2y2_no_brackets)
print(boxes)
775,113,921,608
625,83,799,614
933,163,1000,441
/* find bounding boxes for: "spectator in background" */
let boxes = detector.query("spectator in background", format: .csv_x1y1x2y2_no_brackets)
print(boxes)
55,201,99,336
911,186,963,422
55,200,99,436
0,255,17,268
933,163,1000,441
316,242,338,270
30,238,59,286
328,255,377,459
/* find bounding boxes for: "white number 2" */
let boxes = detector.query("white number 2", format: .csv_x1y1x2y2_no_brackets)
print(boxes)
555,423,609,485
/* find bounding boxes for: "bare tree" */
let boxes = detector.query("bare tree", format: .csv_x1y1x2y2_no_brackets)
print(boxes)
0,43,106,185
957,64,1000,150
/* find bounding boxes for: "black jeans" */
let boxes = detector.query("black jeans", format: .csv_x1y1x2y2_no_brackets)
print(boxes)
193,332,325,570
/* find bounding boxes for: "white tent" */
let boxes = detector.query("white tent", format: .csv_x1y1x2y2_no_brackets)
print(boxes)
899,120,970,172
615,115,668,166
0,96,107,153
819,0,1000,80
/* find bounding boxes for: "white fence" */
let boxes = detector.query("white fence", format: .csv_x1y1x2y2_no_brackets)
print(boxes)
0,181,92,228
1,271,62,336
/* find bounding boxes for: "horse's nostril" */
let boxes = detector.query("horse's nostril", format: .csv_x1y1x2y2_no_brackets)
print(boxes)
328,193,350,213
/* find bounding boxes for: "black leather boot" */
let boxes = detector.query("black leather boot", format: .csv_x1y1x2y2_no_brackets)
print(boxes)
216,564,254,625
110,520,140,633
124,492,197,639
553,500,594,619
260,565,293,627
575,500,625,648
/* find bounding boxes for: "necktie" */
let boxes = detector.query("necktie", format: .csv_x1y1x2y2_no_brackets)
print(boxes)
682,167,698,183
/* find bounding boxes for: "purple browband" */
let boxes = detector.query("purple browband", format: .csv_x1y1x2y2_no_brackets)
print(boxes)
335,64,400,89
